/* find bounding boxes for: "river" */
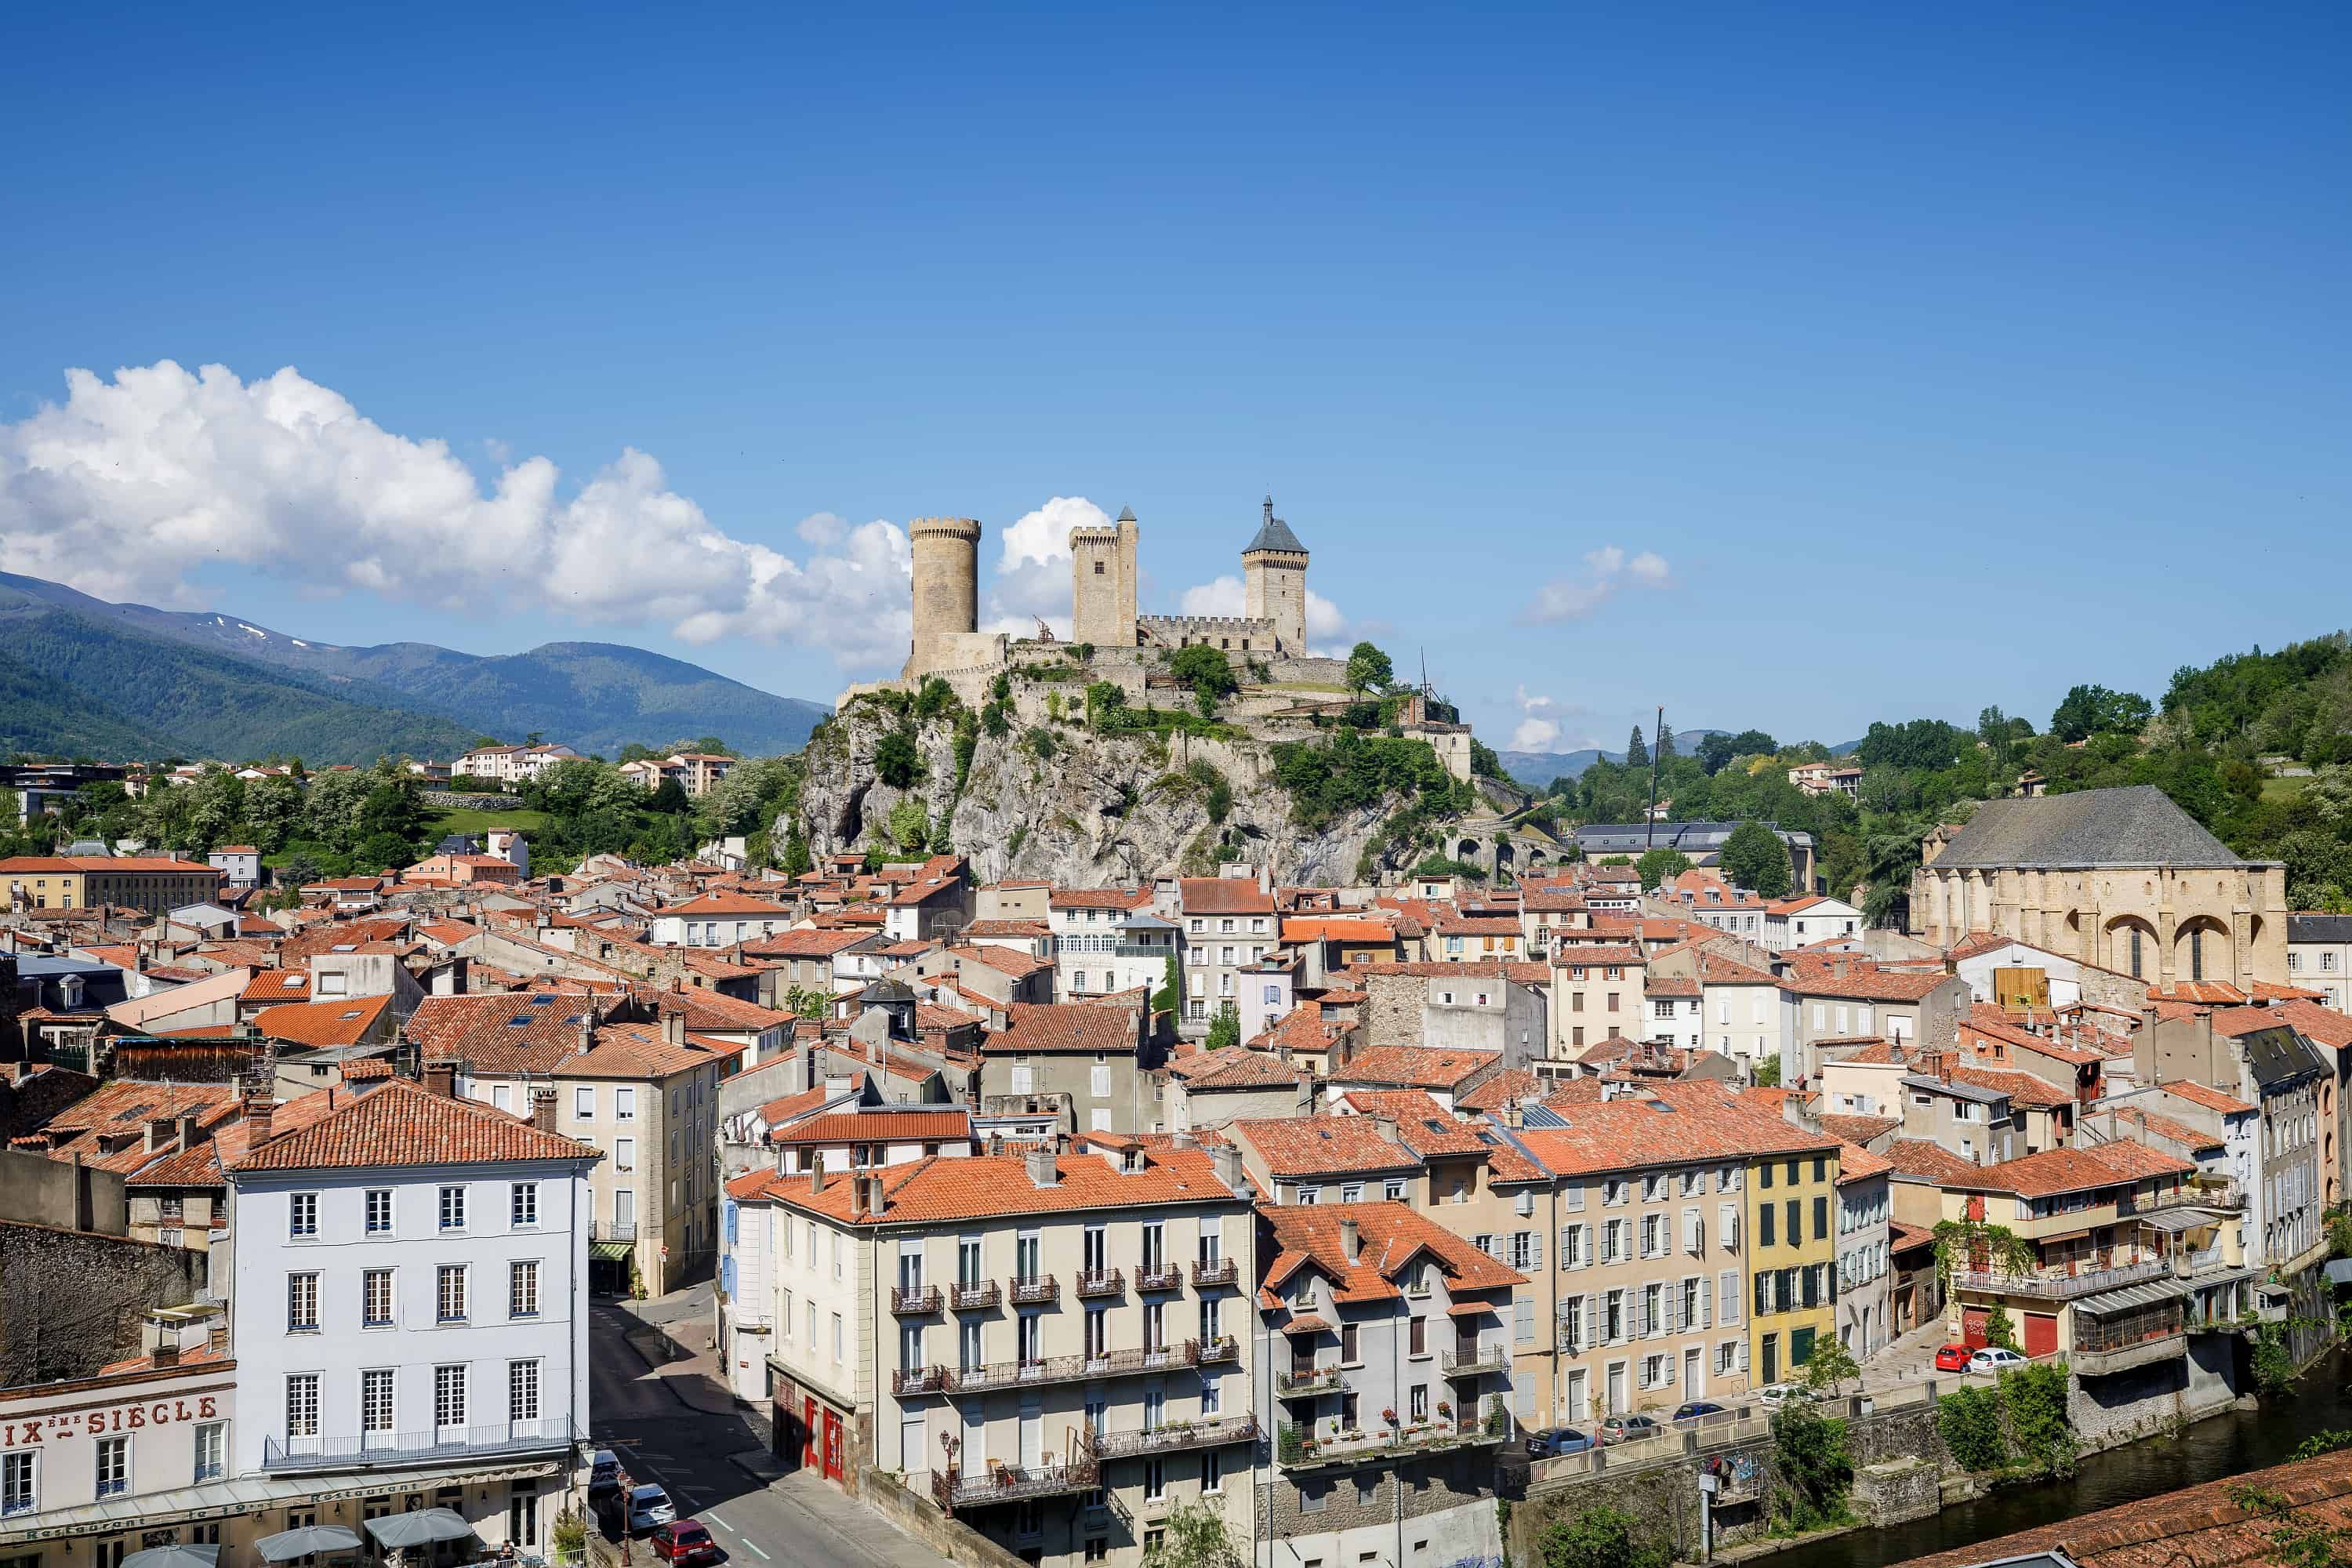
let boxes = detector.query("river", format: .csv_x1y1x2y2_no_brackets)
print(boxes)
1762,1347,2352,1568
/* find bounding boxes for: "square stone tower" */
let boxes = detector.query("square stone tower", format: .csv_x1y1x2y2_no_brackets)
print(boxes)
1069,506,1140,648
1242,495,1309,653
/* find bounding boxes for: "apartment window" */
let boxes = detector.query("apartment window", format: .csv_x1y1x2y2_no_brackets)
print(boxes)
92,1435,128,1498
960,1319,984,1370
438,1185,466,1232
835,1313,848,1364
1203,1450,1223,1493
1758,1204,1776,1247
1409,1316,1427,1356
511,1261,540,1318
1786,1200,1801,1244
362,1367,395,1434
0,1450,32,1516
193,1421,225,1482
287,1272,320,1333
287,1373,320,1438
1145,1458,1167,1501
575,1086,596,1119
365,1189,393,1234
511,1182,539,1228
1342,1182,1363,1203
1385,1178,1406,1201
510,1359,541,1422
364,1268,394,1327
615,1087,637,1120
1342,1322,1361,1364
1813,1196,1829,1238
289,1192,319,1237
615,1138,636,1172
434,1364,467,1428
437,1265,468,1323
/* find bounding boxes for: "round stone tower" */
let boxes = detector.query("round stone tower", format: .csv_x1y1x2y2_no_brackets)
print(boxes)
905,515,982,680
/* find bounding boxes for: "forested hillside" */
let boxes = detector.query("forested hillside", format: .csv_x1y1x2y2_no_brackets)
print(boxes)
1550,633,2352,916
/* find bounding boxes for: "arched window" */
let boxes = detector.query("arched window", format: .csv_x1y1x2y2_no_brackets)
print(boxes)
2190,928,2205,983
2130,928,2143,979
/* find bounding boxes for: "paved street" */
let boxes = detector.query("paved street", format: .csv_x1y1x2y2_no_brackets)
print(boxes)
588,1283,941,1568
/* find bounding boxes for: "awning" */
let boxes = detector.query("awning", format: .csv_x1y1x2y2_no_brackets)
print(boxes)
2077,1279,2188,1316
2325,1259,2352,1286
364,1509,474,1550
2143,1208,2231,1234
591,1240,634,1261
257,1525,364,1563
1279,1316,1330,1334
0,1457,558,1548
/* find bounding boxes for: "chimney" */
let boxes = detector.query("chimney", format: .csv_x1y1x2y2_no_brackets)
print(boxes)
1501,1098,1523,1131
663,1004,686,1048
422,1060,456,1099
855,1174,887,1218
810,1159,829,1194
1210,1144,1245,1192
1340,1217,1361,1261
208,1323,228,1354
577,1000,597,1057
1025,1145,1061,1189
150,1336,180,1367
1370,1115,1399,1147
177,1111,204,1149
145,1116,176,1153
243,1090,275,1148
531,1087,557,1133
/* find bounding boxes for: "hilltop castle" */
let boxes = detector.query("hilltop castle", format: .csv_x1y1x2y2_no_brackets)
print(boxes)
902,496,1312,683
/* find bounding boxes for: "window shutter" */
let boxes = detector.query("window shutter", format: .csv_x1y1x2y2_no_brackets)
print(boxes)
1682,1207,1701,1254
1559,1226,1574,1270
1700,1274,1712,1328
1566,1183,1586,1212
1587,1294,1600,1348
1665,1287,1681,1334
1719,1203,1737,1250
1754,1274,1769,1318
1515,1297,1534,1344
1720,1270,1740,1326
1737,1339,1749,1371
1530,1229,1543,1270
1633,1293,1647,1339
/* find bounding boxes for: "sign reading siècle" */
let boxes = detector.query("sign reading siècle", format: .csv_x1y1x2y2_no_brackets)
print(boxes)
2,1394,220,1446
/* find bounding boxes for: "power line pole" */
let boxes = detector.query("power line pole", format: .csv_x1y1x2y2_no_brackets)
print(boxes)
1644,704,1663,851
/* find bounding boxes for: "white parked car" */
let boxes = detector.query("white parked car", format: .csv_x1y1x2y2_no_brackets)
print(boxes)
1756,1382,1814,1408
1969,1346,2027,1374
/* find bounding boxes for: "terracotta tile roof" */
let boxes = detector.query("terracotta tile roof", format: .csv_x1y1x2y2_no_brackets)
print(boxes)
742,927,873,959
641,986,797,1033
1231,1115,1420,1178
951,943,1053,978
561,1022,726,1081
340,1058,394,1082
1546,947,1646,970
241,969,312,1004
1048,887,1155,910
982,1002,1140,1054
125,1087,349,1189
2255,998,2352,1051
2103,1108,2223,1152
2150,980,2249,1006
1692,951,1779,986
1455,1069,1542,1113
770,1109,972,1145
1836,1141,1893,1183
1945,1062,2071,1109
2253,980,2328,1003
96,1340,233,1377
1820,1113,1900,1145
1331,1090,1491,1157
964,920,1052,938
1952,1139,2192,1198
1945,931,2016,961
1261,1201,1523,1305
757,1087,835,1127
1781,962,1958,1003
1884,1138,1987,1186
13,1081,249,1174
1178,878,1275,916
1889,1443,2352,1568
1963,1004,2108,1066
2161,1079,2259,1116
1282,916,1399,945
1512,1087,1838,1177
1645,977,1701,998
1247,1000,1350,1056
735,1145,1240,1225
1328,1045,1500,1091
1167,1049,1311,1090
231,1079,597,1172
405,993,594,1073
662,891,797,917
252,993,394,1048
1889,1220,1939,1254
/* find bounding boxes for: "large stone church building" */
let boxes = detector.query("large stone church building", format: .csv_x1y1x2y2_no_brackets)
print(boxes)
1909,784,2288,990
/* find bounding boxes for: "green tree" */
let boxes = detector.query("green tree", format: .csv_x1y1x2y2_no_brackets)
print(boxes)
648,776,690,815
1206,1003,1241,1049
875,725,924,788
1471,738,1504,779
1537,1504,1669,1568
1634,847,1690,891
1999,1361,2077,1474
1982,1305,2019,1351
1168,644,1239,712
1138,1497,1244,1568
1152,953,1181,1018
1624,725,1649,768
1801,1334,1860,1396
1768,1399,1856,1534
1719,819,1793,897
1654,720,1676,761
886,798,931,857
2050,684,2153,743
278,852,325,892
1345,641,1395,697
782,985,831,1021
1753,1054,1782,1087
780,816,813,877
1936,1385,2008,1472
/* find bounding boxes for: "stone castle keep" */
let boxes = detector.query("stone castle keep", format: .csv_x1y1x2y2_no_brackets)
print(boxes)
837,496,1480,782
904,496,1313,684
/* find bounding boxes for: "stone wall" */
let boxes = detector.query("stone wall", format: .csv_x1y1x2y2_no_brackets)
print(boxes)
0,1145,125,1232
0,1220,204,1385
854,1469,1030,1568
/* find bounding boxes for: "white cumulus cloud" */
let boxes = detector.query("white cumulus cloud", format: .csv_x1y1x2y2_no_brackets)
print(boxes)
1178,574,1350,658
1522,543,1675,623
980,494,1109,637
0,361,913,667
1511,684,1562,751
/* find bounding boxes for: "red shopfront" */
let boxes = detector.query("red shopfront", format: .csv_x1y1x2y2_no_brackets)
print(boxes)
770,1374,846,1484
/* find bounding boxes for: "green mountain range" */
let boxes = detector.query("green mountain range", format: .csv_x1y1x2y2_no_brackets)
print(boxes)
0,572,830,765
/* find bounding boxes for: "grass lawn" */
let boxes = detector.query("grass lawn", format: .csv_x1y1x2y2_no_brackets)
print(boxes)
2261,776,2309,804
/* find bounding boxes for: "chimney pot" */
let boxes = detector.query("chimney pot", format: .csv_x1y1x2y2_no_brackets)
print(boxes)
1025,1145,1060,1189
810,1159,828,1194
1340,1216,1361,1261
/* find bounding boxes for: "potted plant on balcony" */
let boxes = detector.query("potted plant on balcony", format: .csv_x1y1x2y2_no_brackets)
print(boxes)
1381,1407,1398,1425
1436,1400,1453,1418
1278,1422,1304,1463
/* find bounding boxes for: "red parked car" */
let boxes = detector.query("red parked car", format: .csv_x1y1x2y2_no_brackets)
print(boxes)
1933,1342,1973,1373
652,1521,720,1566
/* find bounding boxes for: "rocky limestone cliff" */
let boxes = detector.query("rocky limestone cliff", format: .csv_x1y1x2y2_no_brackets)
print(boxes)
792,699,1470,888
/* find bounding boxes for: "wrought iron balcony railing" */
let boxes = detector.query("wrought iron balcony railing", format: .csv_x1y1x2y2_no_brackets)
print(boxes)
891,1284,942,1315
1085,1414,1260,1461
1009,1274,1058,1306
932,1457,1098,1512
263,1419,578,1472
1191,1257,1238,1287
1076,1269,1124,1299
948,1280,1000,1310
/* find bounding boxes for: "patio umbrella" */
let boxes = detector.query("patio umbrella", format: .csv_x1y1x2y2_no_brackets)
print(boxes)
257,1525,365,1562
122,1548,220,1568
364,1509,476,1551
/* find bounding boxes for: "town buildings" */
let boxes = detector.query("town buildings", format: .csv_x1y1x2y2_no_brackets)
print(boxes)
0,856,226,915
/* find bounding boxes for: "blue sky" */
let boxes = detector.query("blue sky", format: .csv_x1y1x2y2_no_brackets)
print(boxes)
2,2,2346,756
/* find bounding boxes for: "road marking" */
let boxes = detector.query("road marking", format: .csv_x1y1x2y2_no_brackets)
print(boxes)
740,1540,771,1559
703,1513,732,1534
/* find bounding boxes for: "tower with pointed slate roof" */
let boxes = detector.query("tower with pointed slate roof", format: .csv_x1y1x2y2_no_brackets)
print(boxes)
1069,504,1141,649
1243,493,1309,653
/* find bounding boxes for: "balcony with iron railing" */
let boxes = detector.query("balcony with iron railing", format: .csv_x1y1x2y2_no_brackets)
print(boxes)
1084,1414,1259,1461
909,1340,1214,1396
589,1220,637,1243
263,1419,579,1472
1442,1345,1507,1377
1277,1414,1508,1471
1009,1274,1059,1307
948,1279,1000,1310
891,1284,942,1315
1196,1335,1239,1365
1076,1269,1124,1300
1948,1257,2168,1301
1136,1264,1186,1292
1276,1365,1343,1397
932,1457,1098,1512
1191,1257,1238,1287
